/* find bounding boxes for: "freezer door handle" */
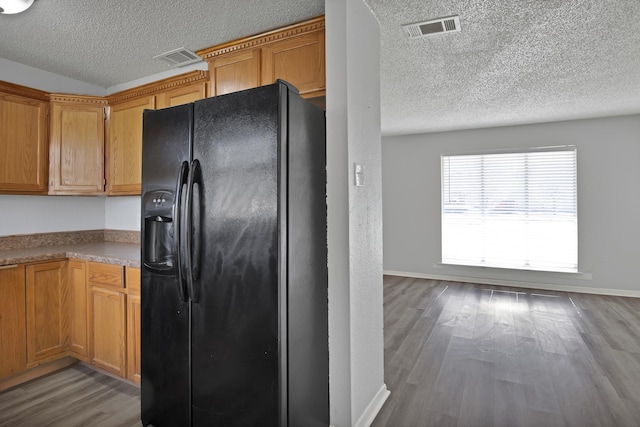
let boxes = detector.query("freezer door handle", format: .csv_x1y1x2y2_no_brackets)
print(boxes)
173,160,189,302
185,158,202,303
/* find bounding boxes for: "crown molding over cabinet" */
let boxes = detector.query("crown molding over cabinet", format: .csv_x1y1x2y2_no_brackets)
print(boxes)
0,15,325,197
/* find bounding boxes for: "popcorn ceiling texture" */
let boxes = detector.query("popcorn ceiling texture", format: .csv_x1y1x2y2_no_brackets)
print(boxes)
0,0,324,89
365,0,640,134
1,0,638,134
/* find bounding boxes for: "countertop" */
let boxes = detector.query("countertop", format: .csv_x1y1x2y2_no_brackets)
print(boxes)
0,241,141,268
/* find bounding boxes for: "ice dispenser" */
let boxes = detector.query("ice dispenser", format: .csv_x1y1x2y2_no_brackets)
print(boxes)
143,190,176,273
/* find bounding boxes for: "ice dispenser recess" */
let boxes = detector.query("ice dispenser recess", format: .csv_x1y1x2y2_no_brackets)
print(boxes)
143,190,176,273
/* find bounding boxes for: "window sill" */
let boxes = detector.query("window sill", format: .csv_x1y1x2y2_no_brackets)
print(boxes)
434,262,592,280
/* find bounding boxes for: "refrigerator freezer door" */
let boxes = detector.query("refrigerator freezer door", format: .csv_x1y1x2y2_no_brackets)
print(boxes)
141,104,193,427
190,85,281,426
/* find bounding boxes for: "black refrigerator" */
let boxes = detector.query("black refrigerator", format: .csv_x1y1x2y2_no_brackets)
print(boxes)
140,81,328,427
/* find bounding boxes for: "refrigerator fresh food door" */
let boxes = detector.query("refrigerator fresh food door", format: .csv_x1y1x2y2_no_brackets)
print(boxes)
190,85,282,426
141,104,193,427
284,89,329,427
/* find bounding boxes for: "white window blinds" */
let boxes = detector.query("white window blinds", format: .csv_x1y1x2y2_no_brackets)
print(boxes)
441,147,578,272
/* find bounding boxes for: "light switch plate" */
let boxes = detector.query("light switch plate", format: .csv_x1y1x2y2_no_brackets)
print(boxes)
355,163,365,186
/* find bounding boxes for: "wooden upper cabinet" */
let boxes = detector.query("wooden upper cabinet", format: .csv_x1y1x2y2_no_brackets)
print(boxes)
0,264,26,379
49,97,107,195
106,96,155,195
25,261,68,367
0,85,49,194
156,82,206,109
209,49,261,97
261,30,325,98
199,16,325,99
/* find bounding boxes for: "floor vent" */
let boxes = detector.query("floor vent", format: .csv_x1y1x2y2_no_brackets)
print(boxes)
402,15,461,38
153,48,203,67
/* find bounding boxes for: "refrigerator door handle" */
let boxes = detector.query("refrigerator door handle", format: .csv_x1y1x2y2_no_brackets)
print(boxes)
173,160,189,302
185,158,202,303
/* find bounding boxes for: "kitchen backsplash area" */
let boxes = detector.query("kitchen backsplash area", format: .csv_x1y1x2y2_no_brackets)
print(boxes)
0,195,140,237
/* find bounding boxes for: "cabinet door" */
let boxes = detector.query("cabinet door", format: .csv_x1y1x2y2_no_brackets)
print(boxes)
209,49,261,97
156,83,206,109
261,31,325,97
126,292,141,383
0,264,26,378
0,92,48,194
107,96,155,195
49,103,105,195
25,261,68,366
68,260,89,360
89,286,126,377
126,267,141,383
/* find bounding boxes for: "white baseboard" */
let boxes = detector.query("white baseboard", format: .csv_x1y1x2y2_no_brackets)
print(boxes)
353,384,390,427
383,270,640,298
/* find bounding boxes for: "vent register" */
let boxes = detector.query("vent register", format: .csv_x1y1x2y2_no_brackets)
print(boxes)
402,15,461,38
153,47,202,67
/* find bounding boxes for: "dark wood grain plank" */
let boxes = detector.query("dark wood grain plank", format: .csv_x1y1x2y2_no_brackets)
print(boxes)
0,364,140,427
373,276,640,427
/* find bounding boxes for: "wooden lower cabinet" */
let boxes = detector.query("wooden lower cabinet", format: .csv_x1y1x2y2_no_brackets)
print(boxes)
0,264,27,378
68,260,89,360
126,267,141,383
1,259,141,386
25,261,68,367
89,285,127,377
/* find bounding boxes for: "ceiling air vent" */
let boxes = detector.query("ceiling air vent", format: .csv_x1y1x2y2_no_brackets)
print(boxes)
402,15,461,38
153,48,203,67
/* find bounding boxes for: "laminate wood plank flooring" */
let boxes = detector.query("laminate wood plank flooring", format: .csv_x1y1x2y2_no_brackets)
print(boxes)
372,276,640,427
0,363,141,427
3,276,640,427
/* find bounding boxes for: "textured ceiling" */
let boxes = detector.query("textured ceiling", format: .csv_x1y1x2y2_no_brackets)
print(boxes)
365,0,640,134
0,0,324,88
1,0,639,135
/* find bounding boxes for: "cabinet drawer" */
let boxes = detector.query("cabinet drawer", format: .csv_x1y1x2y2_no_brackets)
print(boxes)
88,262,123,288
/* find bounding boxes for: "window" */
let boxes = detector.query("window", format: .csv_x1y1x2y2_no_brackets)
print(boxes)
441,147,577,272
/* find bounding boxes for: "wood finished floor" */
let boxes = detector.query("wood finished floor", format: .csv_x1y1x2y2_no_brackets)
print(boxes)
0,363,141,427
3,276,640,427
372,276,640,427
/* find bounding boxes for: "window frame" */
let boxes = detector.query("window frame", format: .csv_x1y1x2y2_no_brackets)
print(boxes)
440,145,578,273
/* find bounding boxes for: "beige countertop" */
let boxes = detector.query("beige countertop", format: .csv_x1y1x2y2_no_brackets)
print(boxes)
0,241,140,268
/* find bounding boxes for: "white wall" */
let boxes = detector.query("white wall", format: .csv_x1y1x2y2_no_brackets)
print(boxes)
382,114,640,296
0,195,142,235
0,195,141,236
0,195,105,235
105,197,141,230
326,1,388,426
0,58,106,95
0,57,208,96
106,63,208,94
